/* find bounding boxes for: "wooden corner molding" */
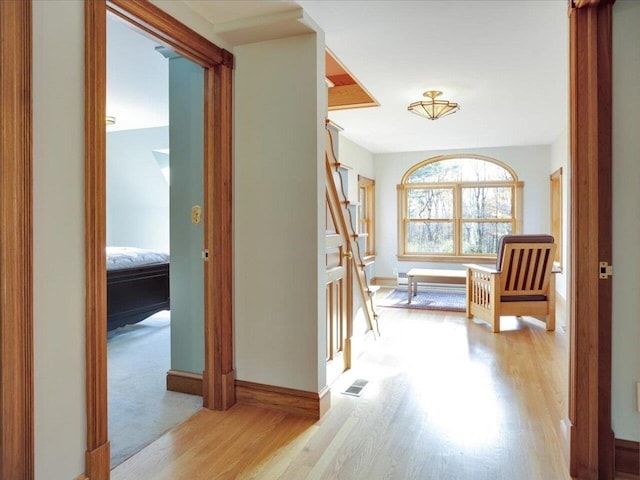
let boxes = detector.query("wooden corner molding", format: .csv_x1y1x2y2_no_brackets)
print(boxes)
615,439,640,479
568,0,614,478
0,1,34,478
236,380,330,420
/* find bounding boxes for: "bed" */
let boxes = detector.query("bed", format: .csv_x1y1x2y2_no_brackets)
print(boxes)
107,246,170,331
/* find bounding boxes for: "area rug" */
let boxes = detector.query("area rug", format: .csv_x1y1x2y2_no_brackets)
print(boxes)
377,288,466,312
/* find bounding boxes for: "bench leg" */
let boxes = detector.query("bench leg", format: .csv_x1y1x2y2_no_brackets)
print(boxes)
407,277,412,304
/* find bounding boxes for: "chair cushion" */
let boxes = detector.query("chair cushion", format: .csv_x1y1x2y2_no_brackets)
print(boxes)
500,294,547,302
496,234,555,270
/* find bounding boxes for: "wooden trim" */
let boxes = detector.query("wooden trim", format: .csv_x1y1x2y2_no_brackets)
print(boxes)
236,380,330,420
85,1,235,478
84,2,111,478
167,370,203,396
108,0,233,68
203,61,235,410
328,84,379,110
75,475,90,480
326,48,378,111
615,439,640,479
568,2,614,479
85,442,110,480
0,1,34,478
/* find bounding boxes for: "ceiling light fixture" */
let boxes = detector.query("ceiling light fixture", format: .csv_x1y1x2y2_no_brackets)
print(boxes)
106,115,116,125
407,90,459,120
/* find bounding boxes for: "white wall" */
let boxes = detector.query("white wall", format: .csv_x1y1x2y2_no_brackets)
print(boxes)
338,134,375,201
612,0,640,442
107,127,170,252
33,1,86,478
373,145,552,279
550,129,569,300
234,33,326,392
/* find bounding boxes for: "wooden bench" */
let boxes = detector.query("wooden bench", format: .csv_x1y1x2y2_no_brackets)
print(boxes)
406,268,467,304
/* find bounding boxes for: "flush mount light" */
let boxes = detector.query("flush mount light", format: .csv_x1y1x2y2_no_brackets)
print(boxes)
407,90,460,120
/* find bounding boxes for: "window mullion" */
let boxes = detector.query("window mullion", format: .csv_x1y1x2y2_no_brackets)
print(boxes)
454,184,461,256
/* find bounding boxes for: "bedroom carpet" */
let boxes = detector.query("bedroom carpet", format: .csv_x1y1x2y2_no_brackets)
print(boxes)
108,311,202,468
377,288,466,312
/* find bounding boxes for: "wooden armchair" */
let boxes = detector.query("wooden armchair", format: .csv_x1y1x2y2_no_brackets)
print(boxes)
465,234,557,333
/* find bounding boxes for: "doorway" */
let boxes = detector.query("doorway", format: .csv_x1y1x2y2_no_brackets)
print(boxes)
105,13,206,467
84,1,234,476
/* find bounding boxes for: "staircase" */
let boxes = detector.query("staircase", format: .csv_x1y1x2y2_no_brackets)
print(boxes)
324,124,380,338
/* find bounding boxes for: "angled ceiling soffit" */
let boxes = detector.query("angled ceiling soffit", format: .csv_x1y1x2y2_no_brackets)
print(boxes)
213,8,317,46
326,48,379,111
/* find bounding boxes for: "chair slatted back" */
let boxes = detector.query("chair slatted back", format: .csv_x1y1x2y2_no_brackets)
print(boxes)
499,242,556,296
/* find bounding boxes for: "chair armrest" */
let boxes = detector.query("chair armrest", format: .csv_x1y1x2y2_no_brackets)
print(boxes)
464,264,498,274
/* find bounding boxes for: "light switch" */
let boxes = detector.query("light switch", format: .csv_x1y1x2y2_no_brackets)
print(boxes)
191,205,202,224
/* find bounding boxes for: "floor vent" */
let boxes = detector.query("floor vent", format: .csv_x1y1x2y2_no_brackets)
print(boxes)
342,379,368,397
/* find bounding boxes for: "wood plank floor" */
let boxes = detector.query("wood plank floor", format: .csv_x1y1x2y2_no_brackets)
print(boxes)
112,290,572,479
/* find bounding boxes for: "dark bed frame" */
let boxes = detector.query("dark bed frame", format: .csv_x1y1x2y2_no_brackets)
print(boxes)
107,262,170,331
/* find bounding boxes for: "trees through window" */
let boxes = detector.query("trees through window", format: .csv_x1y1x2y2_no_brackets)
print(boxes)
398,155,522,261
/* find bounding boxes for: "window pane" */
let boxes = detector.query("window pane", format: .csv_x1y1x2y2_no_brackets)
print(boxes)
462,222,512,254
406,221,453,253
407,158,514,183
461,187,512,219
407,188,453,219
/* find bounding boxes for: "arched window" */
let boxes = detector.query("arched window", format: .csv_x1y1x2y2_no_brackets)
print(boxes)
397,154,522,261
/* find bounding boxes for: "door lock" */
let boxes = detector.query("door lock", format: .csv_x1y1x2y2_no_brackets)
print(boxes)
599,261,612,279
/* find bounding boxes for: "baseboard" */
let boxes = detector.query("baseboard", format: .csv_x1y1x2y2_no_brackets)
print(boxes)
166,371,329,419
616,438,640,479
372,276,396,287
236,380,330,419
74,474,89,480
167,369,203,396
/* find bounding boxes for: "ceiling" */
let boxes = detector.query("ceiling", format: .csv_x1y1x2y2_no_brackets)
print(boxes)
108,1,568,154
107,14,168,132
294,0,568,153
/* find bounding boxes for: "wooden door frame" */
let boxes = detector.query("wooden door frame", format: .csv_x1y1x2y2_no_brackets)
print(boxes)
84,0,234,477
0,1,33,479
568,0,615,479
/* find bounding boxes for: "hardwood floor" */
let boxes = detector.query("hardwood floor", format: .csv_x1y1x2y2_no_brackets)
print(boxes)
112,290,572,479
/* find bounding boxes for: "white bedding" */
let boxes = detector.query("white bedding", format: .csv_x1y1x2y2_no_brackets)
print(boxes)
106,246,170,271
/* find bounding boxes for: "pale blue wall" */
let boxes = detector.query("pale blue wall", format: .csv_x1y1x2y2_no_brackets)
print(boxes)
612,0,640,442
168,56,205,374
107,127,170,253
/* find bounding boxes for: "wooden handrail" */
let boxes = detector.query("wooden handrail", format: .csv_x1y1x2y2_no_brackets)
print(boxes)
324,128,378,338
